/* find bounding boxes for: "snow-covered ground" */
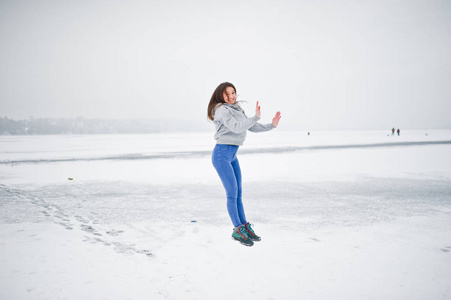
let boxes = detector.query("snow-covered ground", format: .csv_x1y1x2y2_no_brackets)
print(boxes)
1,130,451,300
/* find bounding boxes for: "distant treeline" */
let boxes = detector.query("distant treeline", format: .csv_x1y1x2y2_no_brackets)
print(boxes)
0,117,207,135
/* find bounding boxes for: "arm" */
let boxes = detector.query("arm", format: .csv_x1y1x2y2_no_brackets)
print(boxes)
248,111,281,132
248,122,275,132
215,106,260,134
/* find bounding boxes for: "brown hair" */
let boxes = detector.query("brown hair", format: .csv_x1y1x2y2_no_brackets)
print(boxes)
207,82,237,121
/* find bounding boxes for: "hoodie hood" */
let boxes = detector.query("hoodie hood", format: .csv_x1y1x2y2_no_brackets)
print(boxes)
214,103,243,113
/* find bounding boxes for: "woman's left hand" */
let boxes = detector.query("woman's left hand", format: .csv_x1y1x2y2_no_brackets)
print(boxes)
272,111,282,128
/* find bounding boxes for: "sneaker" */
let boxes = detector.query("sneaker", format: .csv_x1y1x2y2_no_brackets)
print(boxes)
231,225,254,247
244,222,261,242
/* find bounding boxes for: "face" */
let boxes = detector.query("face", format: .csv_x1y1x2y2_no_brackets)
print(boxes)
223,86,236,104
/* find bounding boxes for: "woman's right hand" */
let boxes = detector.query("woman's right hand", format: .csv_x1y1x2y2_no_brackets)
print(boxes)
256,101,261,118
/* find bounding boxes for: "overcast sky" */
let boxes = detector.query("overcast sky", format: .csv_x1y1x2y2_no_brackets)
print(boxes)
1,0,450,130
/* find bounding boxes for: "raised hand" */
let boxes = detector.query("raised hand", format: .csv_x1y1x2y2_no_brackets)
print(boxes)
256,101,261,118
272,111,282,128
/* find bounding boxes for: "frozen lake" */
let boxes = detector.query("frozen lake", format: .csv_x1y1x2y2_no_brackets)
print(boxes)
1,130,451,299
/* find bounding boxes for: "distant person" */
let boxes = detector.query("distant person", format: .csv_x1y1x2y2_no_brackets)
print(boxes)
397,128,400,136
392,128,395,135
207,82,281,247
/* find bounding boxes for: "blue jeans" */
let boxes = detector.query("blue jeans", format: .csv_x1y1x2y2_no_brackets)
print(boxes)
212,144,247,227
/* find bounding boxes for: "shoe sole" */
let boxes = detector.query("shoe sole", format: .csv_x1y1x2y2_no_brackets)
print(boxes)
231,236,254,247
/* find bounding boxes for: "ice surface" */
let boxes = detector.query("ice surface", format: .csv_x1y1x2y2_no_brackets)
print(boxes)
1,130,451,299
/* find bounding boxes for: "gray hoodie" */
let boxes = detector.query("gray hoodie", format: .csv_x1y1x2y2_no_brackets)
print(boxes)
213,103,275,146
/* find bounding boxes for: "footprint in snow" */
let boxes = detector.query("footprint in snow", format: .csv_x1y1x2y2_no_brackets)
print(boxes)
106,229,124,237
83,237,153,257
54,214,70,222
55,221,73,230
75,215,90,224
80,224,102,236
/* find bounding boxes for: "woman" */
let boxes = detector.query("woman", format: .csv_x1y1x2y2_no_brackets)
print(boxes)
207,82,281,247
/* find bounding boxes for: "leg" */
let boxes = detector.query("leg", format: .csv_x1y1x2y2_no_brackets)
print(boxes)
212,145,241,227
231,155,260,242
231,156,247,225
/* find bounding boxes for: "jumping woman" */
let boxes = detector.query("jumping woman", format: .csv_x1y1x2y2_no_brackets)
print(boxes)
207,82,282,246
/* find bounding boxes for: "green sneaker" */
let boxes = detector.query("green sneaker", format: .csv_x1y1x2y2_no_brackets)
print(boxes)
244,222,261,242
232,225,254,247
